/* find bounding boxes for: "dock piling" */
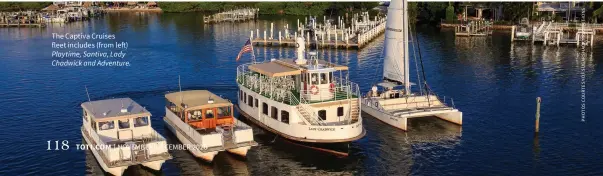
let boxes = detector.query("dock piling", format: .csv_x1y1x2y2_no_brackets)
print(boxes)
535,97,541,133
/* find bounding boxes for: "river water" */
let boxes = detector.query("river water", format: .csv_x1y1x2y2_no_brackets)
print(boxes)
0,12,602,176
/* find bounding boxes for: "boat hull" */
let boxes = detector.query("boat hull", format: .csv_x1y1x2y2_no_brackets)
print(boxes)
227,146,251,157
235,105,357,156
361,97,462,131
163,117,219,162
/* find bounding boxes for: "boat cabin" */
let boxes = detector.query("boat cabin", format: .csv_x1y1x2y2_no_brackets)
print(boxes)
245,52,349,102
81,98,153,142
165,90,234,131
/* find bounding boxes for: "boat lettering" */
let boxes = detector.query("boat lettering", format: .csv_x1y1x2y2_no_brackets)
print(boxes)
309,127,335,131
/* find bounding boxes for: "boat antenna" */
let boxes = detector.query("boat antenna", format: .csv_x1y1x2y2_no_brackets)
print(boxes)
178,75,183,104
85,85,95,114
85,85,91,102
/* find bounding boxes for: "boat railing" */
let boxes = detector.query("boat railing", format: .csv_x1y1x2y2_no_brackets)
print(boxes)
289,91,326,126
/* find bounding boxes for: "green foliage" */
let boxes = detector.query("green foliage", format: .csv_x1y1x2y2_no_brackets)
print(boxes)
594,5,603,19
408,2,418,24
0,2,51,11
445,5,455,23
159,2,377,16
501,2,532,22
255,2,284,15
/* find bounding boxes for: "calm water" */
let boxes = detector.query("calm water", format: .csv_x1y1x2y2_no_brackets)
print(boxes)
1,12,602,176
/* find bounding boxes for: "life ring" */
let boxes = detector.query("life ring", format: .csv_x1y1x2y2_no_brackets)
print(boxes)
310,85,319,95
329,83,335,93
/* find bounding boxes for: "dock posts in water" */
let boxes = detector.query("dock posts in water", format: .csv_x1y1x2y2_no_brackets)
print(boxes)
250,12,386,49
511,26,515,42
535,97,541,133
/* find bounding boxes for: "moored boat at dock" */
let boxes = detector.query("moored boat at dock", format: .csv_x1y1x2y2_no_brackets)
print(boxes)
361,0,463,131
236,37,365,156
81,98,171,176
163,90,257,162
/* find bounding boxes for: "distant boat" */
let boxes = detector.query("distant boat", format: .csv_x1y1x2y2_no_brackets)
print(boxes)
235,37,365,156
81,98,171,176
361,0,463,131
163,90,257,162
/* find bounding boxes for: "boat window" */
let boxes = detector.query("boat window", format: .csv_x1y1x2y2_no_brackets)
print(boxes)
318,110,327,120
218,107,231,118
166,99,179,114
311,73,319,85
83,112,87,122
99,121,115,130
281,110,289,124
119,119,130,129
206,109,215,119
134,117,149,127
320,73,328,84
254,98,258,107
271,106,278,119
244,92,247,103
262,103,268,115
91,119,97,131
337,107,344,116
329,72,334,83
239,90,243,101
189,110,203,121
247,95,253,107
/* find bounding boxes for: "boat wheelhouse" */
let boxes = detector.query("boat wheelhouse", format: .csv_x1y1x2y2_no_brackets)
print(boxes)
163,90,257,162
81,98,171,176
236,38,365,155
361,0,463,131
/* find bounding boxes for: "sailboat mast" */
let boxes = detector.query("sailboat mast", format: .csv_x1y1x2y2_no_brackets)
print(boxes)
403,0,410,94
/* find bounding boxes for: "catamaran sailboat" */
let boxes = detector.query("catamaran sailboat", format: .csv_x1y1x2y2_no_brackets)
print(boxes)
163,90,257,162
81,98,171,176
361,0,463,131
235,37,365,156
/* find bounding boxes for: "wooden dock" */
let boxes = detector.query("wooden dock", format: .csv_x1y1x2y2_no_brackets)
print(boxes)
250,12,386,49
0,22,45,28
455,20,492,37
204,8,258,24
511,22,596,47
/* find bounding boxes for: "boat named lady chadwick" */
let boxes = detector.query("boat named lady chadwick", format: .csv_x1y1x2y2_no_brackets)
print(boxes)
361,0,463,131
81,98,171,176
236,38,365,155
163,90,257,162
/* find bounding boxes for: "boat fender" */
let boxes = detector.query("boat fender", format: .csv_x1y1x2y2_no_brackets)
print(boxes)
329,83,335,93
310,85,319,95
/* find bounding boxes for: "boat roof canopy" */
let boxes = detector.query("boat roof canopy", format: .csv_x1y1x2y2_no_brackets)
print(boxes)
165,90,232,110
279,59,349,71
81,98,151,122
247,59,348,77
248,61,302,77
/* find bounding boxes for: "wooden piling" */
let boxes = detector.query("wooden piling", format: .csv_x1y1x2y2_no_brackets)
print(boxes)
535,97,541,133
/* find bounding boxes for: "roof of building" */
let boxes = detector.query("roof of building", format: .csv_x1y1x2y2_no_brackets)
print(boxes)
165,90,232,110
42,4,60,11
81,98,151,122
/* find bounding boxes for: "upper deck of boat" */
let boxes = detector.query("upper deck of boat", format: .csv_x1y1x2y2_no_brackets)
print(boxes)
247,59,348,77
81,98,151,122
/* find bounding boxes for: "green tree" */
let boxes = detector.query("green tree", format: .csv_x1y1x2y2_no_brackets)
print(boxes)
445,3,455,22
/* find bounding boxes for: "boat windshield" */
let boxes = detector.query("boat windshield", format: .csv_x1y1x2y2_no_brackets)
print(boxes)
217,106,231,118
134,116,149,127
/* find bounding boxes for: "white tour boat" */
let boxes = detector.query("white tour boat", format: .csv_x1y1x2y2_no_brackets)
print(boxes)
81,98,171,176
361,0,463,131
235,38,365,156
163,90,257,162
